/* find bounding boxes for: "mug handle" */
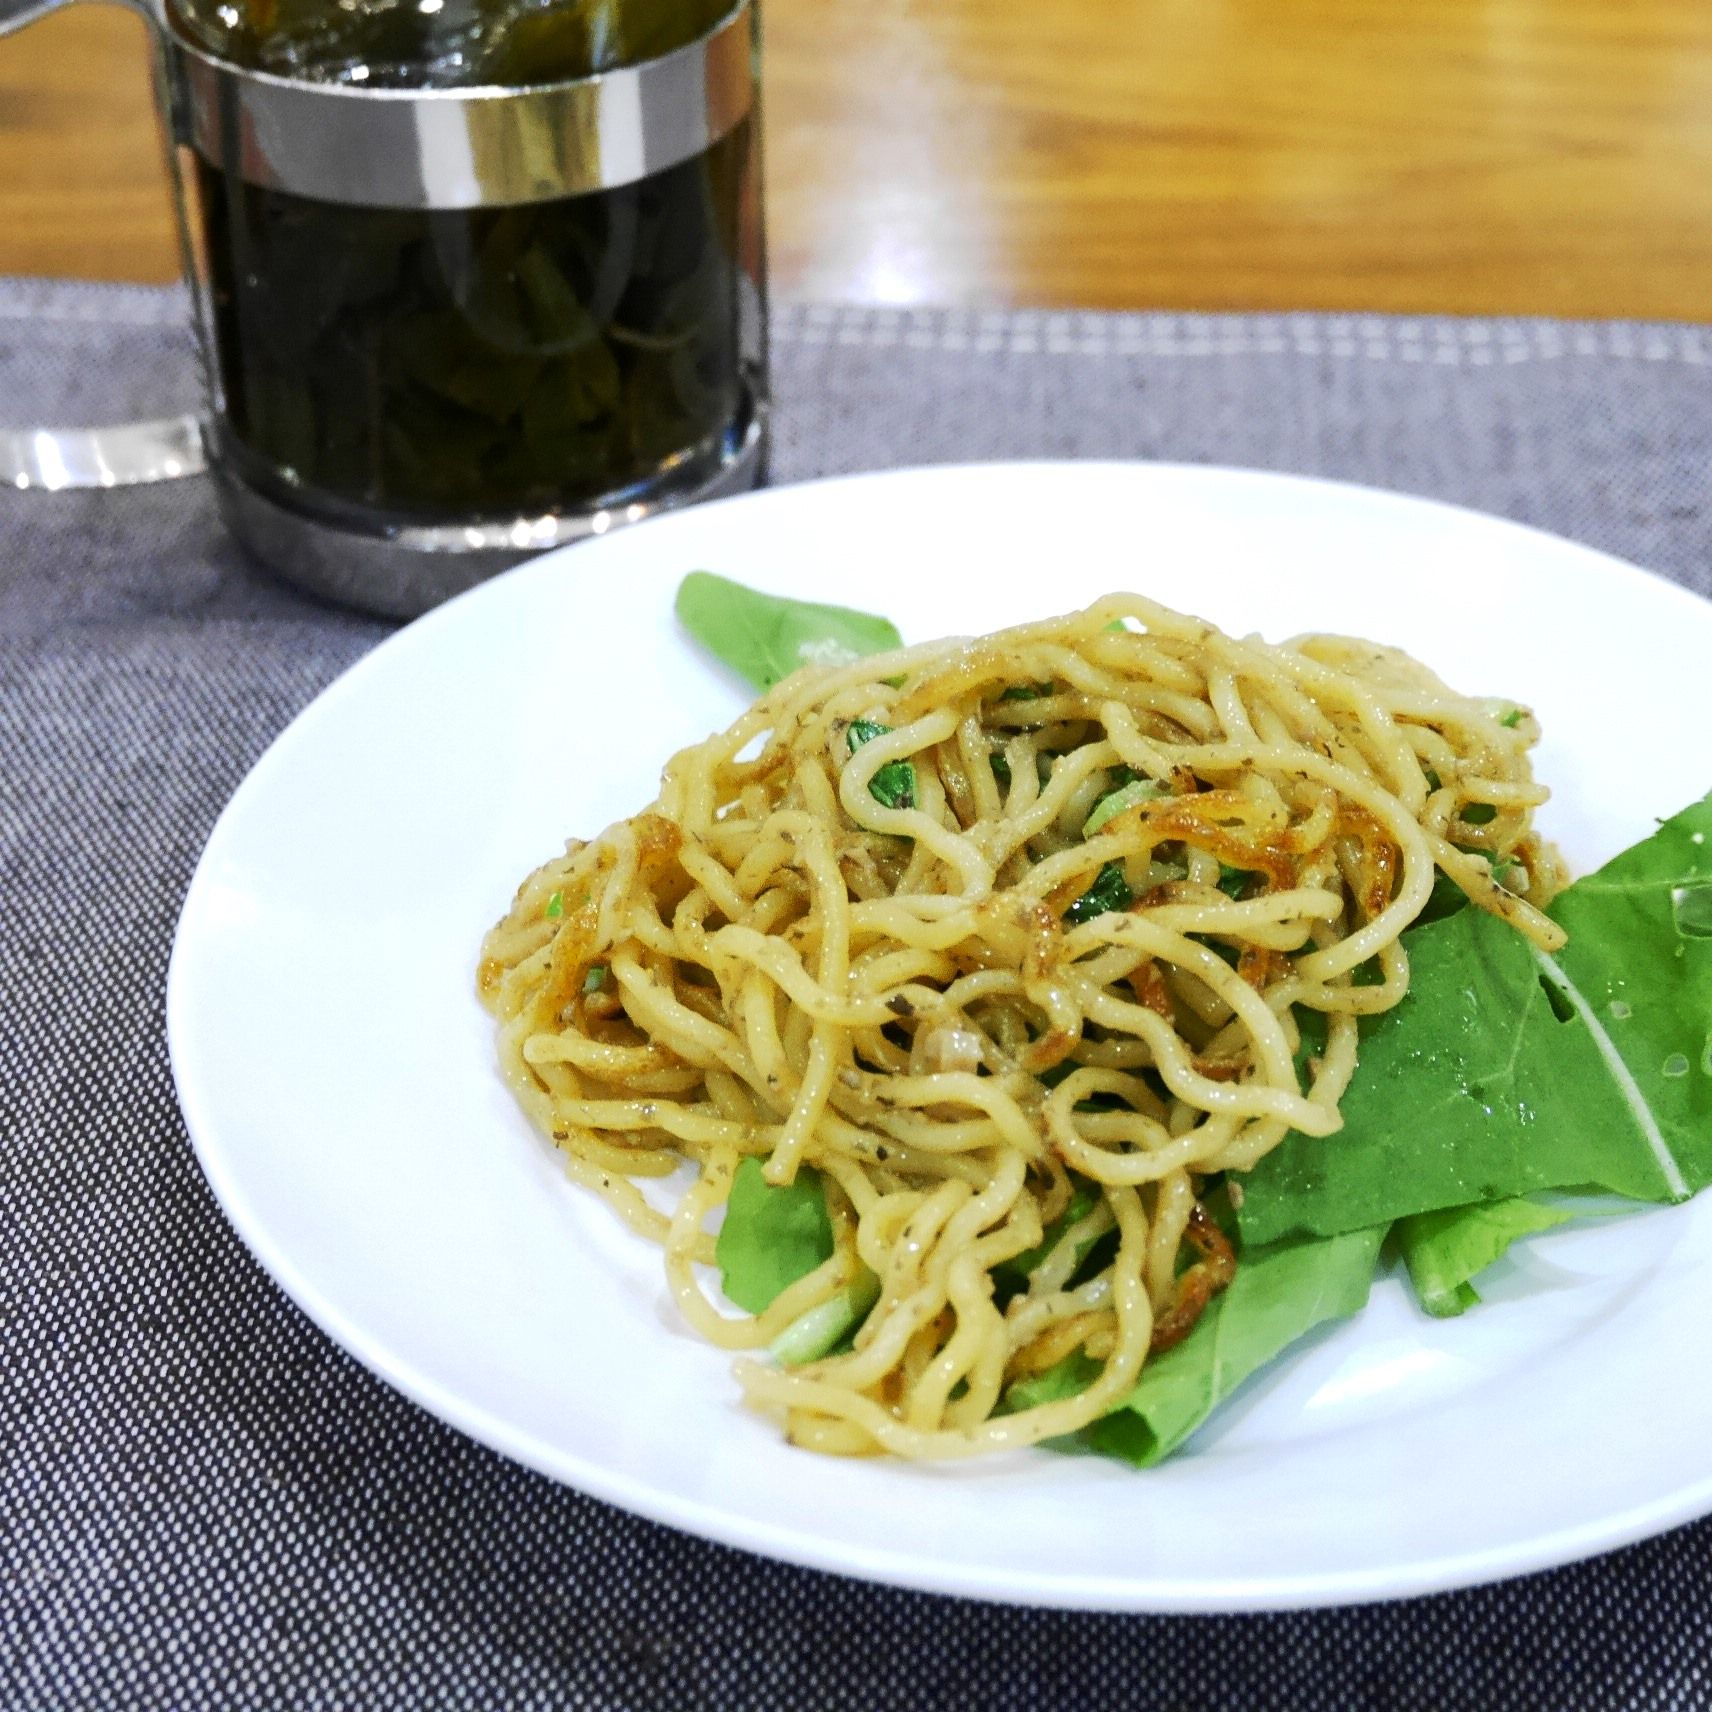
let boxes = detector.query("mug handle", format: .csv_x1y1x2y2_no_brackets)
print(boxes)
0,0,206,489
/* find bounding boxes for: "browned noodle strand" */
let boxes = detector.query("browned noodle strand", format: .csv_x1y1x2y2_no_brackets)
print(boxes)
478,593,1564,1460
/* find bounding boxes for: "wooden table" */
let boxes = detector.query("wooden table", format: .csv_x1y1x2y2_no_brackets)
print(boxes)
3,0,1712,317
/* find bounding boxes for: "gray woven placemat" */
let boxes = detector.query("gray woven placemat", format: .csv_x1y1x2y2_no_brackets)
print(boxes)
5,279,1712,1711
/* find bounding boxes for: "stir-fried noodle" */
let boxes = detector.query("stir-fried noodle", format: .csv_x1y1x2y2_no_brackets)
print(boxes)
479,594,1563,1459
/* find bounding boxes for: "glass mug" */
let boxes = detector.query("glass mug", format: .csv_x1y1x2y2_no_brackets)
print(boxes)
0,0,768,616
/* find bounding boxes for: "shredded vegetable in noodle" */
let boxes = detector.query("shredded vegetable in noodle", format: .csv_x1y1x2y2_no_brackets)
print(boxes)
478,593,1564,1459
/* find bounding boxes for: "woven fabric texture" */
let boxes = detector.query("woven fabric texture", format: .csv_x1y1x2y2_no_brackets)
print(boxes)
4,281,1712,1711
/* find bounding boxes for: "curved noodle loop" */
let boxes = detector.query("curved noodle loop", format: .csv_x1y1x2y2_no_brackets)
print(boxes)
479,594,1563,1459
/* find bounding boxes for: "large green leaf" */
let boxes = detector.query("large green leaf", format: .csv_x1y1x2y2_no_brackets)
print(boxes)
675,571,905,693
1393,1196,1578,1318
1006,1225,1387,1466
1239,792,1712,1246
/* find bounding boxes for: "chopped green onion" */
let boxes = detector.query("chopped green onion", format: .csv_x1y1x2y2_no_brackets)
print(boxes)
1499,708,1524,729
1462,803,1497,825
999,682,1053,702
847,719,917,809
544,892,564,919
583,966,607,994
1082,777,1169,839
768,1269,880,1366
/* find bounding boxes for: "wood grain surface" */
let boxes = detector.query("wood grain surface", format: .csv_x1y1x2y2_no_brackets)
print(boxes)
3,0,1711,316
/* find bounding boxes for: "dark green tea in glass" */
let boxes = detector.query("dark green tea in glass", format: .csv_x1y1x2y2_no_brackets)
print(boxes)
167,0,768,613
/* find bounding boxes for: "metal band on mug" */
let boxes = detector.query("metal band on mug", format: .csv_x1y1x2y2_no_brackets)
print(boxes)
170,0,755,209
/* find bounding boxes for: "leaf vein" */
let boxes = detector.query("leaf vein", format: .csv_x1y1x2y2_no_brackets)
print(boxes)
1530,947,1689,1199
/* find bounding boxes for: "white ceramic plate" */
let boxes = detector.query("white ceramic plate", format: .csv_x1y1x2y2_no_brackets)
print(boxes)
168,462,1712,1612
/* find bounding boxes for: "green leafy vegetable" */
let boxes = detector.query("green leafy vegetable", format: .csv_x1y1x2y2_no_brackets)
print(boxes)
1000,1353,1101,1419
716,1158,834,1313
1461,802,1497,825
1193,934,1242,970
1393,1197,1577,1317
992,1181,1101,1297
1417,870,1472,926
1216,863,1257,900
1499,708,1525,729
1083,777,1167,839
676,571,904,693
1065,860,1134,925
544,891,563,919
769,1270,880,1366
1006,1225,1386,1465
847,719,918,810
1240,792,1712,1246
1417,850,1521,926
